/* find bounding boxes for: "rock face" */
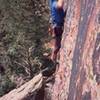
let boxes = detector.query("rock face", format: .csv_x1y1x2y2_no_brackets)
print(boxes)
49,0,100,100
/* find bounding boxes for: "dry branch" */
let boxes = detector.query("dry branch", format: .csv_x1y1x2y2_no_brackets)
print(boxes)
0,73,43,100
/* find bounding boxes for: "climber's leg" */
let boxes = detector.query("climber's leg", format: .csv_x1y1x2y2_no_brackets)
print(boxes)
51,26,63,62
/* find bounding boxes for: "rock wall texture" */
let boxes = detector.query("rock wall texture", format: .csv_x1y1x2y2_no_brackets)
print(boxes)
50,0,100,100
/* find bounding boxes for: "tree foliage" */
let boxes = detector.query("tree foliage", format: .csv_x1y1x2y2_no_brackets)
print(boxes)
0,0,49,96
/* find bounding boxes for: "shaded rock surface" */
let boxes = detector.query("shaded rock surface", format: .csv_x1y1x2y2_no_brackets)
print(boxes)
47,0,100,100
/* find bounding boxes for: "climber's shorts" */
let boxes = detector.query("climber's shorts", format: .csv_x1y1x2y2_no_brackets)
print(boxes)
52,25,63,52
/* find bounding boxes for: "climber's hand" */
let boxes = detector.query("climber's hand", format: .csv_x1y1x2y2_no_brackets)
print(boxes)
48,26,53,36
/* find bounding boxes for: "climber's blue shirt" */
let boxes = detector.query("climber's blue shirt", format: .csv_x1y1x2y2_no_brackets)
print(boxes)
49,0,65,27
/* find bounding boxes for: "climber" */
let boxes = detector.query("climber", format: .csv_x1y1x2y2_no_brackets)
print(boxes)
49,0,65,63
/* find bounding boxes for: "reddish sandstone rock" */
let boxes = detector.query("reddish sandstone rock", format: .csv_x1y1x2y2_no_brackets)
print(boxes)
45,0,100,100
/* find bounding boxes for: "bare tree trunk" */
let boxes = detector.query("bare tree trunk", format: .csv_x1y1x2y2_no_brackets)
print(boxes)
0,74,43,100
45,0,100,100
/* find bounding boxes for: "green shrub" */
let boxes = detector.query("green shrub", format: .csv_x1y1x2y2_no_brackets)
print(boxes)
0,76,16,97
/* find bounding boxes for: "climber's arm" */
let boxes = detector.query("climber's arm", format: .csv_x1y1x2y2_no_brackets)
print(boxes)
57,0,64,9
